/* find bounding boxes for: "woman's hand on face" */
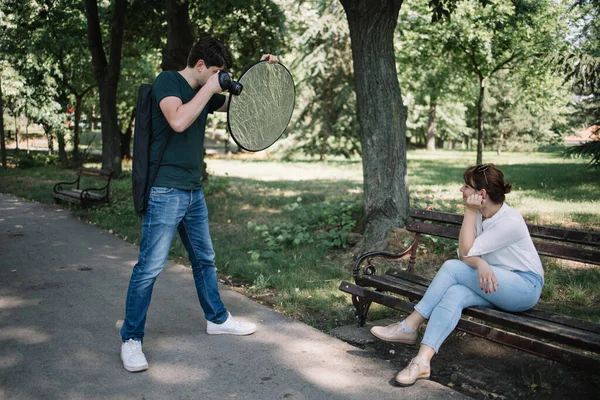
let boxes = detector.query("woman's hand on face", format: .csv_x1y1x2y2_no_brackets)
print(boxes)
464,193,485,210
477,263,499,294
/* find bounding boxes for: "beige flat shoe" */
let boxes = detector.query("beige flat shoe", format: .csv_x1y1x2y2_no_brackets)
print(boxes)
370,322,417,344
395,357,431,387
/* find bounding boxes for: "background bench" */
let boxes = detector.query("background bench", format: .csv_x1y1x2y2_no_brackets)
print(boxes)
339,208,600,371
53,168,112,207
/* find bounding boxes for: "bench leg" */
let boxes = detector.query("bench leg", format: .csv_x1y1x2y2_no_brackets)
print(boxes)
352,294,372,327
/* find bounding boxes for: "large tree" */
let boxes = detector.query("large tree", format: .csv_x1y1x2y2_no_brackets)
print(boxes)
0,70,5,170
444,0,568,164
85,0,127,175
395,0,474,151
340,0,409,250
2,0,98,166
338,0,569,249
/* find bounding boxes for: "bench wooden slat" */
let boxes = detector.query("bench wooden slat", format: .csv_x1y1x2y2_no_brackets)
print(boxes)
410,209,463,225
78,168,112,179
406,221,600,265
528,225,600,246
340,281,600,371
359,274,600,353
387,269,600,335
407,221,460,239
410,209,600,246
535,241,600,265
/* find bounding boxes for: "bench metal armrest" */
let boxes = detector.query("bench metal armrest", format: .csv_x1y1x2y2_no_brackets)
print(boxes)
53,177,81,193
352,233,421,281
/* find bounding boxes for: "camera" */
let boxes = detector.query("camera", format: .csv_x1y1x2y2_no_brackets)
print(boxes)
218,70,243,96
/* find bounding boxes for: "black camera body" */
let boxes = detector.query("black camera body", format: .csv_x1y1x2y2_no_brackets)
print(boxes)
218,70,243,96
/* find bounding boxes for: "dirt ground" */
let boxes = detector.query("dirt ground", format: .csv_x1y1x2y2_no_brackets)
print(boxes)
365,326,599,400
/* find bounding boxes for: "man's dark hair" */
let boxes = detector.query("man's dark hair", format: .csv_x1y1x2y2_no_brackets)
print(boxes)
187,37,232,69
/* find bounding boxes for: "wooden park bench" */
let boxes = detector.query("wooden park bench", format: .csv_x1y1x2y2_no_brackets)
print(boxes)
53,168,112,207
339,209,600,371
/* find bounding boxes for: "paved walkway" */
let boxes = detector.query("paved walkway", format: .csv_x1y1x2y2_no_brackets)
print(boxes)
0,195,465,400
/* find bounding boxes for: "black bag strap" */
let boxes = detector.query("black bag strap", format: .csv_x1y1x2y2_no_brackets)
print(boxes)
147,125,170,196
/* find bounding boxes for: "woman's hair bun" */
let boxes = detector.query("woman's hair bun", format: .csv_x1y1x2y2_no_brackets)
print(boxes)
504,182,512,194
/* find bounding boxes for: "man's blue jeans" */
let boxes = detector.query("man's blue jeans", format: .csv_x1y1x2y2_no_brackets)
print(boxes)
120,187,228,342
414,259,543,353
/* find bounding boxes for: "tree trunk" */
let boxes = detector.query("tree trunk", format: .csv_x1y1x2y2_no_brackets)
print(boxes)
0,73,6,170
85,0,127,176
161,0,194,71
90,94,96,130
73,94,83,157
476,79,486,165
497,131,504,155
25,102,29,153
426,101,436,151
14,114,19,150
121,108,135,159
45,130,54,154
341,0,408,251
56,128,68,165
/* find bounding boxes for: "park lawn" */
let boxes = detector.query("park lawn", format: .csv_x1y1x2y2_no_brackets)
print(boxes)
0,150,599,329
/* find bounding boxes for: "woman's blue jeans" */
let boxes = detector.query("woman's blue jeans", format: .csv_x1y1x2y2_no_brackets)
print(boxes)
120,187,228,342
414,259,543,353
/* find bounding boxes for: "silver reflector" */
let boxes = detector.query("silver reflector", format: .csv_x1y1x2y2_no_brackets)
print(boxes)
227,61,295,152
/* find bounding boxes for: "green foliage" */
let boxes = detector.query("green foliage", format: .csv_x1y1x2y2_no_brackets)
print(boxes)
553,2,600,169
564,138,600,168
202,175,230,195
279,1,360,159
438,0,571,161
11,151,52,169
247,196,360,255
191,0,287,72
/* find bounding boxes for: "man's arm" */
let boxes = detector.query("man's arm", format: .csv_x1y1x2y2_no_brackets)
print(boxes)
160,73,222,132
215,95,231,113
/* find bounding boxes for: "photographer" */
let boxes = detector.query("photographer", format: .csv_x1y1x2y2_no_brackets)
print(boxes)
120,36,278,372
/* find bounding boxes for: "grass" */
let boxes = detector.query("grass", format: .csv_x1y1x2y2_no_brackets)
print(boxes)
1,149,599,329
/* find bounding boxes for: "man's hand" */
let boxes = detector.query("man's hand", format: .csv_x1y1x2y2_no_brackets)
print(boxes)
204,70,225,95
261,54,279,64
464,193,485,211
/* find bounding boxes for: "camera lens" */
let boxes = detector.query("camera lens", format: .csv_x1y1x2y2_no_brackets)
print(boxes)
218,70,243,96
229,81,243,96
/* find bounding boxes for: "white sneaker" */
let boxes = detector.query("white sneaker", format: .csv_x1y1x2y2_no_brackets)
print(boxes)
206,312,256,336
120,339,149,372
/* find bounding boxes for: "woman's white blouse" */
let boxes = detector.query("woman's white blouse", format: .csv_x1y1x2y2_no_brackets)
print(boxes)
465,203,544,278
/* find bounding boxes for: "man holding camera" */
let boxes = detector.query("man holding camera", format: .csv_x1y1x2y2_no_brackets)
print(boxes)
120,36,278,372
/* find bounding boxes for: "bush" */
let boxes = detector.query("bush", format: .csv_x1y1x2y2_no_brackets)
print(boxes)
12,151,50,169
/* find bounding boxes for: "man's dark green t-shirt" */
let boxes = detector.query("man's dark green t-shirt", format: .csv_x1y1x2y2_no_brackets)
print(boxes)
150,70,226,190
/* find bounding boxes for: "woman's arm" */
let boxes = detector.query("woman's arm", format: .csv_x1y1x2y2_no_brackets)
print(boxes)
458,207,478,259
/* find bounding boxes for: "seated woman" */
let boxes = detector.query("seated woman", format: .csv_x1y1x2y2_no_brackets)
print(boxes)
371,163,544,387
